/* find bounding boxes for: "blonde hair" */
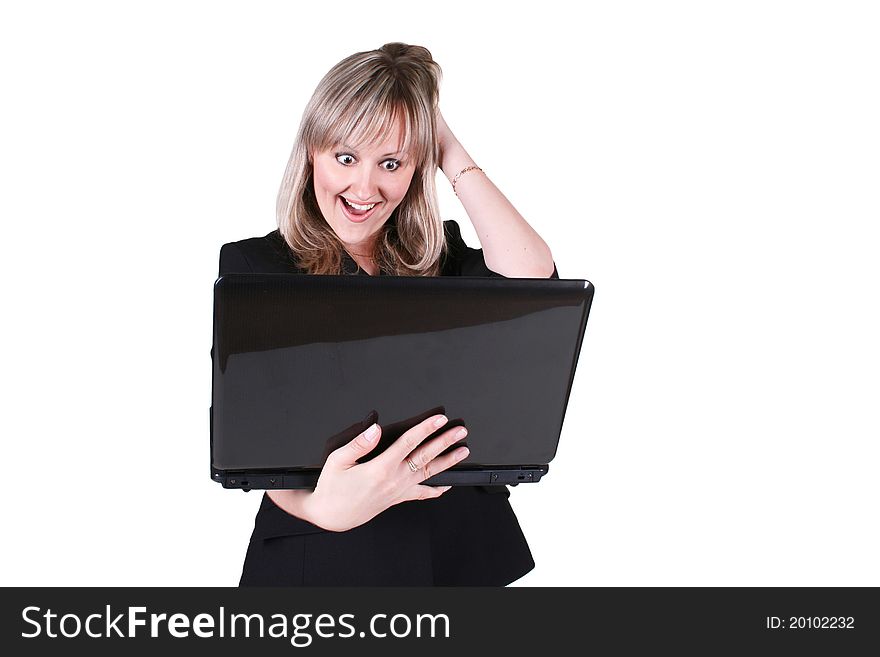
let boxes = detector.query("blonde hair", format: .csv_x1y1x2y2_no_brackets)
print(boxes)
277,43,445,276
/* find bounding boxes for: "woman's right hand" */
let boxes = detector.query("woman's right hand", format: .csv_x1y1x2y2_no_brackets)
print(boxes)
295,414,469,532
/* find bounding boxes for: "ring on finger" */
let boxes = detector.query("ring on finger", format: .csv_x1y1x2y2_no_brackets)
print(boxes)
406,458,419,473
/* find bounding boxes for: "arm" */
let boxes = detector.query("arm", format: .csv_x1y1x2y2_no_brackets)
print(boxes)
271,416,467,532
436,110,556,278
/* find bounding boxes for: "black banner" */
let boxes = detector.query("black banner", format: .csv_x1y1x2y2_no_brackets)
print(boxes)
2,587,878,654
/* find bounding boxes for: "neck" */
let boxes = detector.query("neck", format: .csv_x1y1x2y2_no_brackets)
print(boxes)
344,238,377,260
352,256,379,276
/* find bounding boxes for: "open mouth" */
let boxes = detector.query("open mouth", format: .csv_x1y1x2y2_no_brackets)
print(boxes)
339,196,381,223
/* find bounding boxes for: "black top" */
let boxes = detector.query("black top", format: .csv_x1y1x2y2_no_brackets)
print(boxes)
220,220,558,586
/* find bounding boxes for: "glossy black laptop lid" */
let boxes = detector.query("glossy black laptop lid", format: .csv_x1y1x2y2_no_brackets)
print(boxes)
211,274,593,489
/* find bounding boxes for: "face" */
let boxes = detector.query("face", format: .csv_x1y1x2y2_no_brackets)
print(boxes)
311,121,416,253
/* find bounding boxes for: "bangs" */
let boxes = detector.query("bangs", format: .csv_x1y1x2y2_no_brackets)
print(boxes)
309,92,431,166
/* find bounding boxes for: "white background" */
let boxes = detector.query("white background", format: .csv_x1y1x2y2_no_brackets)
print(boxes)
1,0,878,586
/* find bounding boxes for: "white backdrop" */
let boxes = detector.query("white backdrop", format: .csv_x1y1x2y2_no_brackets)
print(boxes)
2,0,878,586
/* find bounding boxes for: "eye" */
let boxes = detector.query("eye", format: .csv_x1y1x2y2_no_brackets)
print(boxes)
335,153,355,165
382,159,401,171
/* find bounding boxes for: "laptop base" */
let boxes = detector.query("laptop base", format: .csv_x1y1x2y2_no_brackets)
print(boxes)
211,465,549,492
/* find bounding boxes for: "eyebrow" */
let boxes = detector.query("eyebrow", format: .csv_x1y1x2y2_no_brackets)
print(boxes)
341,144,402,158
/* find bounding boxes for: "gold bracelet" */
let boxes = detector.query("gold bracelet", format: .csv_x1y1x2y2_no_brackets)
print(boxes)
451,165,483,196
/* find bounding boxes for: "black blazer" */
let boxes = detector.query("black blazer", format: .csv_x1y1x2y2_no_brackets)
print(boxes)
224,220,557,586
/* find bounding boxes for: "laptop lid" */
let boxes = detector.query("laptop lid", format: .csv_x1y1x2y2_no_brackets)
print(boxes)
211,274,593,489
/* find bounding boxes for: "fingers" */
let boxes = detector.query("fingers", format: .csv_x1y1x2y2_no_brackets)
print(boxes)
408,426,469,478
418,444,470,483
380,414,450,464
327,423,382,468
401,484,452,503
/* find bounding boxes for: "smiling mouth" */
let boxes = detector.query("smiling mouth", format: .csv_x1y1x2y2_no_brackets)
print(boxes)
339,195,381,221
341,197,377,211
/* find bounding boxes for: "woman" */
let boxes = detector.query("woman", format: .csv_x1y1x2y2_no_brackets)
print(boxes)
220,43,557,586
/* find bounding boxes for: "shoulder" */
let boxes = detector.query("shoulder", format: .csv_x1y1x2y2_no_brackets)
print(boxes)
440,219,504,278
442,218,468,250
219,230,300,274
439,219,469,274
439,219,559,279
442,218,463,239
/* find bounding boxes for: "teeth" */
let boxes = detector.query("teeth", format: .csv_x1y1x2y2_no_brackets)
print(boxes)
342,197,376,211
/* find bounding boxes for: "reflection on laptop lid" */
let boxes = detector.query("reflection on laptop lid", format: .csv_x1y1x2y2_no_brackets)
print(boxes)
211,274,593,490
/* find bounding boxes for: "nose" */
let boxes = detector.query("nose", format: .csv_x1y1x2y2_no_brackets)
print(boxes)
348,164,379,202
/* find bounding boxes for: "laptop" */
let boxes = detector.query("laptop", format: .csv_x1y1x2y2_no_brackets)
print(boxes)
211,274,593,490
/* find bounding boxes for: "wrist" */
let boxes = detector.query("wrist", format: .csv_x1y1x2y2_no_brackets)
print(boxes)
267,489,316,524
438,136,464,178
298,489,321,527
300,493,353,533
439,136,468,176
